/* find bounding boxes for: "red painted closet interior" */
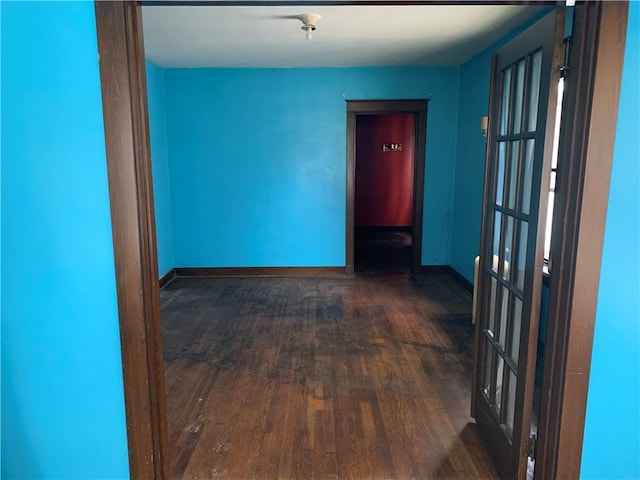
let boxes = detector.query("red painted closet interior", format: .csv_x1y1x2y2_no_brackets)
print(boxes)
355,114,416,227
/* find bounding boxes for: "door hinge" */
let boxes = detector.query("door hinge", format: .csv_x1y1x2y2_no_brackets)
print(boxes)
528,434,538,460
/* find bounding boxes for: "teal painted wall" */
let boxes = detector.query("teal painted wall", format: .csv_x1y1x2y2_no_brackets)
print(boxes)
146,60,175,277
450,47,492,282
0,2,3,469
1,2,130,478
163,67,459,267
581,3,640,478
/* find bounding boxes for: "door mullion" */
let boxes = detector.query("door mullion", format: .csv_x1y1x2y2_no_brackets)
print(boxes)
489,280,505,407
514,139,526,214
520,54,534,138
499,290,516,426
492,206,531,222
506,64,516,136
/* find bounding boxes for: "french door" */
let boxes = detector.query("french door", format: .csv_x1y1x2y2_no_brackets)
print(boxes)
472,10,565,480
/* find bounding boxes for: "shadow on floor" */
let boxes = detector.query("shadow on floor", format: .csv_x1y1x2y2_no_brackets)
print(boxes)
355,226,412,274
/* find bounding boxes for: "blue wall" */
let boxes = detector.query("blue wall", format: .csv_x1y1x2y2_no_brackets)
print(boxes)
1,2,129,478
163,67,459,267
0,2,3,469
450,48,492,282
146,60,175,277
581,3,640,478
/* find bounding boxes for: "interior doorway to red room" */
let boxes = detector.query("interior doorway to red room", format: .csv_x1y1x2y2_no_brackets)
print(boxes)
354,113,416,273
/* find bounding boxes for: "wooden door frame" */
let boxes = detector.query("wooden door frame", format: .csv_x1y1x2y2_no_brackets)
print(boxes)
94,2,628,479
346,100,427,275
472,10,565,478
534,2,628,478
94,3,169,478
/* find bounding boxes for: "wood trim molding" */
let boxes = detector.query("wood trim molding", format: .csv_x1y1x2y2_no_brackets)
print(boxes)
143,1,556,6
447,267,474,295
418,265,473,295
174,267,346,277
346,111,356,274
535,2,629,479
418,265,451,274
95,2,169,479
346,100,428,275
346,99,429,113
412,109,427,272
471,53,499,421
159,269,176,288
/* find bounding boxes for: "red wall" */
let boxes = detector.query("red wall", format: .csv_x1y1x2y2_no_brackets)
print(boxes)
355,114,416,227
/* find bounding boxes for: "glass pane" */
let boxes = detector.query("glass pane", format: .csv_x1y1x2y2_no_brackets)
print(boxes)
494,355,505,416
500,67,512,136
496,143,506,206
545,78,564,269
551,78,565,170
508,141,521,210
503,216,515,282
492,212,502,273
511,296,523,364
498,288,509,348
521,139,535,214
516,221,529,291
505,369,517,440
513,59,526,134
527,50,543,132
488,277,497,336
544,189,555,262
544,171,557,262
483,338,494,400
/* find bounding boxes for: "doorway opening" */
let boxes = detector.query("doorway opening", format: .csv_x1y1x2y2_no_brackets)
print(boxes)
354,113,416,274
346,100,427,276
93,2,628,479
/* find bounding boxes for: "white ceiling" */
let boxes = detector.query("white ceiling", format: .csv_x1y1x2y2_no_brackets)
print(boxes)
142,5,547,68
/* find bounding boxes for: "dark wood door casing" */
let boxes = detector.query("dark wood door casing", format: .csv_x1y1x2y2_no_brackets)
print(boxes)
346,100,427,275
94,2,628,479
95,2,169,479
534,2,629,479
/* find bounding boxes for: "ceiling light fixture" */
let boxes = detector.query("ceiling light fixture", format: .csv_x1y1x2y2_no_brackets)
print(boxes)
299,13,321,40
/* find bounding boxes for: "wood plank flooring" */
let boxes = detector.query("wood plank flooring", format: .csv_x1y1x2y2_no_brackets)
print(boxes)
354,227,412,274
161,273,499,479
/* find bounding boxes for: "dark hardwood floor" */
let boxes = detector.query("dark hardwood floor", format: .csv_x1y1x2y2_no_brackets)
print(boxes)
161,273,499,479
354,227,412,274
